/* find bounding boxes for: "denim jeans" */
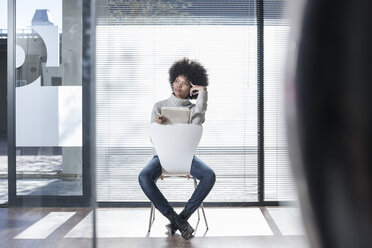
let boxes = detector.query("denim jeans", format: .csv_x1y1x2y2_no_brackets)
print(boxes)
138,155,216,217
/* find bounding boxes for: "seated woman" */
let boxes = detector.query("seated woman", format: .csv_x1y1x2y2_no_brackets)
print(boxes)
138,58,216,239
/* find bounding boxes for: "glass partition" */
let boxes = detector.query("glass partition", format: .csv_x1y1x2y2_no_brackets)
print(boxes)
15,0,83,197
264,0,296,201
95,0,258,203
4,0,95,247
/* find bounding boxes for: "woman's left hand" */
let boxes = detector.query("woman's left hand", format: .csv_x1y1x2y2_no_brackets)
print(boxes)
190,82,206,96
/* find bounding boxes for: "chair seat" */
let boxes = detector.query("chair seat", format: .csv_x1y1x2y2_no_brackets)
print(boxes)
160,173,191,178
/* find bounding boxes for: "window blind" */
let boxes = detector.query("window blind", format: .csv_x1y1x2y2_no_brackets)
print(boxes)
96,0,258,202
264,0,297,201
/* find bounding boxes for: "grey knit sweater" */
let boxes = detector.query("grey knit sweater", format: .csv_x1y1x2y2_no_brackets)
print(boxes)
151,90,208,124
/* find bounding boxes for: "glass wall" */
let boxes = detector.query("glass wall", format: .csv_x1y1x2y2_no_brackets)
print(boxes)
95,0,258,202
264,0,296,201
15,0,83,196
95,0,297,204
5,0,296,206
3,0,95,246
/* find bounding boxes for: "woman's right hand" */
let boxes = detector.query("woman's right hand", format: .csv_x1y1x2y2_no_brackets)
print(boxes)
156,114,168,124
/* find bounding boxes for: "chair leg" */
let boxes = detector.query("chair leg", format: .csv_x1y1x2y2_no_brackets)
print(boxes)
148,203,155,232
193,178,201,221
193,178,209,230
192,178,201,230
148,178,158,232
147,177,209,233
200,202,209,230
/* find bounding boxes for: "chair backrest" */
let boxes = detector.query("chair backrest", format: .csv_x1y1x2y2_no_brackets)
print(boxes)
150,123,203,175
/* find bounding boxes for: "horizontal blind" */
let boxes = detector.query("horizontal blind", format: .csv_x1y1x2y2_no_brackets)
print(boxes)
96,0,257,202
97,0,256,25
264,0,297,201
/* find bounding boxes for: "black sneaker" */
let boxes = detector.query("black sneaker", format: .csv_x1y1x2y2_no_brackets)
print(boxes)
165,210,194,239
165,223,176,235
179,222,194,240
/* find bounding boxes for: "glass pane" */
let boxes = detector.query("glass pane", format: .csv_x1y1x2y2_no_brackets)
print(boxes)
96,0,257,202
264,0,297,201
15,0,83,196
2,1,95,247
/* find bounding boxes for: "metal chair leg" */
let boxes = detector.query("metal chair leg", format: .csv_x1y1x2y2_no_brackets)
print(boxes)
147,176,209,232
193,178,201,230
193,178,209,230
200,202,209,230
148,179,158,233
148,203,155,232
193,178,201,222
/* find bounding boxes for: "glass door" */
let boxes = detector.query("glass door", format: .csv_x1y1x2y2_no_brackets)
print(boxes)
8,0,92,207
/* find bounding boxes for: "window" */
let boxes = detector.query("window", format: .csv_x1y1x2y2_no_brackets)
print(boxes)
95,0,296,203
264,0,296,201
96,0,258,202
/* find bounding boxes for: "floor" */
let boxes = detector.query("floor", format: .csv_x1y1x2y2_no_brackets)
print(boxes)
0,139,82,203
0,206,310,248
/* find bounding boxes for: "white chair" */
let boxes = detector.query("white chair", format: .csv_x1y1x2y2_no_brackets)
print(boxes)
148,123,209,233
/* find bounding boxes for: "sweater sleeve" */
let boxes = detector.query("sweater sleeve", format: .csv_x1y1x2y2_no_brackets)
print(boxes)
151,103,161,123
190,90,208,124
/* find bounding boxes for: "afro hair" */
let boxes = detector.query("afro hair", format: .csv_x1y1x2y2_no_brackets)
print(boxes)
169,58,209,99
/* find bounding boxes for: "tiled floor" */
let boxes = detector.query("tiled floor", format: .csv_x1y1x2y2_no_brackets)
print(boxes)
0,207,310,248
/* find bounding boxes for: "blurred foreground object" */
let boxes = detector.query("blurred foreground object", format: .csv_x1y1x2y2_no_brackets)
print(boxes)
288,0,372,247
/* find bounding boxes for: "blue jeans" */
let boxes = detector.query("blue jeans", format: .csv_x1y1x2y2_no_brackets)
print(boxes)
138,155,216,217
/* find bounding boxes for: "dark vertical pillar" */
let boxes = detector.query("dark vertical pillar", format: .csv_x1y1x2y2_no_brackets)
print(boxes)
257,0,264,203
83,0,96,246
7,0,16,206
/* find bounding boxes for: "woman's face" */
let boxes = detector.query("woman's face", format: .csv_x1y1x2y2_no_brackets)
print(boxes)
172,75,191,99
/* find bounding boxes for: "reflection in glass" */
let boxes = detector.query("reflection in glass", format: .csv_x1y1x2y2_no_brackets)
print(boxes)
15,0,83,196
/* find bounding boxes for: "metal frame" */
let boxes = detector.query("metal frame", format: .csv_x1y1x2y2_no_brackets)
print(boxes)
7,0,16,206
98,201,295,208
84,0,97,246
7,0,93,207
0,37,7,207
147,175,209,233
257,0,265,203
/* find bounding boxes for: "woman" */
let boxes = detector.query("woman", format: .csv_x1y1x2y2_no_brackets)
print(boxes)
138,58,216,239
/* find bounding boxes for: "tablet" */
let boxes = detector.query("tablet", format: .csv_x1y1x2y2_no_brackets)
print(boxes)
161,107,190,124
